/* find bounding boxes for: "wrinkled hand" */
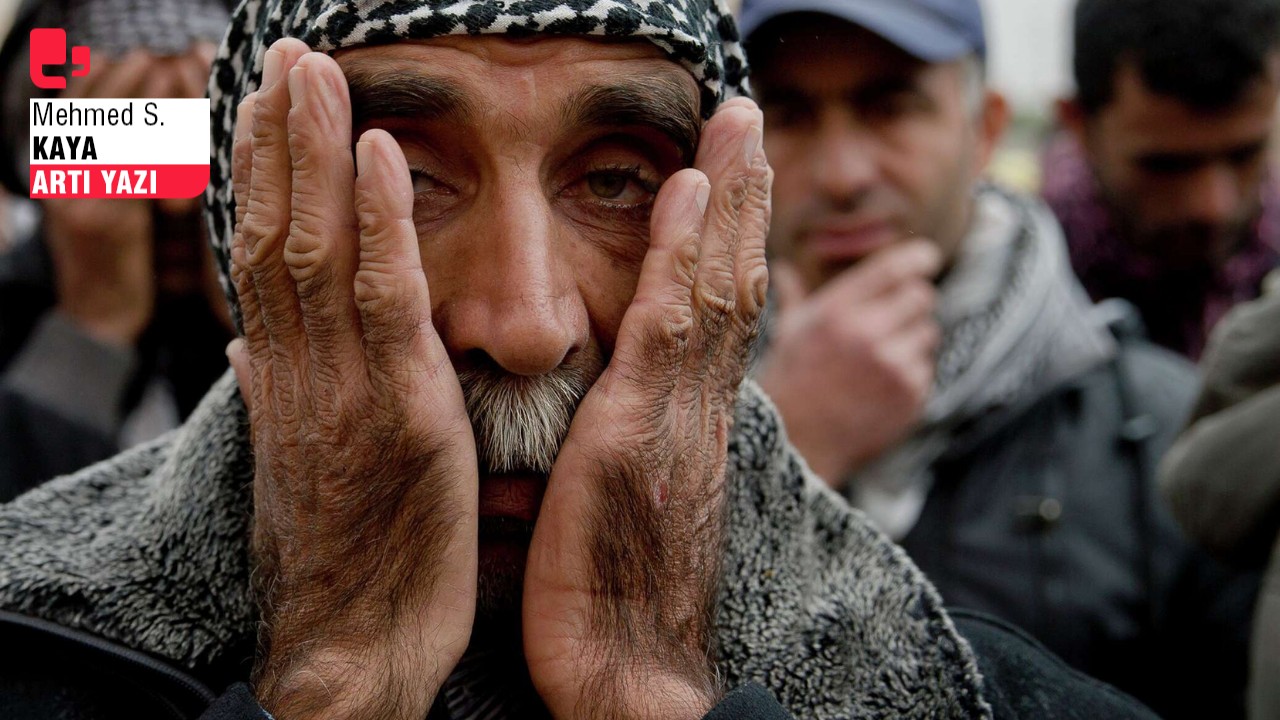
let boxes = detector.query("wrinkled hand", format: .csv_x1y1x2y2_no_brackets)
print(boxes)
523,98,771,720
45,45,214,346
225,40,477,720
757,241,941,488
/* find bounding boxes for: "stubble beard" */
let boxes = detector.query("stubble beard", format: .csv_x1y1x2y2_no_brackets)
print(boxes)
458,348,604,630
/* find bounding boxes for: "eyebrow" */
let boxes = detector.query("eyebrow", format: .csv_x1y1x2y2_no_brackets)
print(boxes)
344,67,476,129
1137,138,1270,170
562,75,701,163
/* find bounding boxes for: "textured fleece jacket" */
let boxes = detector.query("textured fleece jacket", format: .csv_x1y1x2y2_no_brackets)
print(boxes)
0,373,1157,718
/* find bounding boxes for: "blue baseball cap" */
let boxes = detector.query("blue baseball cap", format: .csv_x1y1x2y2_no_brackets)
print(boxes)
739,0,987,62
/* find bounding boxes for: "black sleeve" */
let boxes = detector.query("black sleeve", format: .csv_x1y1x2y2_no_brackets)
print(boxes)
199,683,267,720
952,610,1161,720
0,386,118,501
703,683,794,719
198,682,793,720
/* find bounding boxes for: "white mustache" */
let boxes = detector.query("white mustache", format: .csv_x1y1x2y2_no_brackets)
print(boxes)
458,360,598,475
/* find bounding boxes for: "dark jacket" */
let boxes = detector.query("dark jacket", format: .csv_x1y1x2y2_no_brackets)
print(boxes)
902,314,1259,720
0,608,1158,720
0,232,230,499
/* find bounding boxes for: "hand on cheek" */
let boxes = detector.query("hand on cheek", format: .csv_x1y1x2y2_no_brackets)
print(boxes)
227,38,478,720
522,97,771,720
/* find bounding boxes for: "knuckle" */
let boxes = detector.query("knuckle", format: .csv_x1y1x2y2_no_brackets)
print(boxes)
354,186,410,229
353,266,411,308
673,237,700,287
241,217,284,266
695,277,736,330
284,217,328,279
736,251,769,320
251,92,286,133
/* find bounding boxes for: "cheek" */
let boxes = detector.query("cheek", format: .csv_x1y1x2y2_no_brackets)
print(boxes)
761,133,812,258
569,232,641,354
762,134,806,208
879,122,968,211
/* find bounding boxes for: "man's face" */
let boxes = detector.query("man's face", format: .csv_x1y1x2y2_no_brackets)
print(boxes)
1079,60,1280,267
334,37,699,621
752,21,987,291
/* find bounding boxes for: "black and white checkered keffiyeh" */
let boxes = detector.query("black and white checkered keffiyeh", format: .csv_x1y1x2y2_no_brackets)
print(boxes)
206,0,751,325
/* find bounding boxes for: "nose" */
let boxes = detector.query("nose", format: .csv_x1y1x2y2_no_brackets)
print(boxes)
810,111,877,204
432,183,588,377
1184,163,1244,226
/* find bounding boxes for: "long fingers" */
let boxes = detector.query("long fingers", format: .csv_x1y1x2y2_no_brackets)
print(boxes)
285,53,362,372
609,99,769,419
689,98,770,378
231,95,267,372
613,168,708,383
242,39,310,359
352,129,449,393
821,239,942,306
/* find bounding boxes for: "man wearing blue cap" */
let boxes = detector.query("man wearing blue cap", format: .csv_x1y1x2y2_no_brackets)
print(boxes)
746,1,1258,718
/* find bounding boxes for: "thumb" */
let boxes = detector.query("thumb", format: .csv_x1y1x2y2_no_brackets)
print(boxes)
770,259,808,314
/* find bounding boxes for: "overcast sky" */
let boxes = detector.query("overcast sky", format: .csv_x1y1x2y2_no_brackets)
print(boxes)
983,0,1077,113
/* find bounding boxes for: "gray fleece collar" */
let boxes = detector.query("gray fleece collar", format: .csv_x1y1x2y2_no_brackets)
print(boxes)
0,373,990,718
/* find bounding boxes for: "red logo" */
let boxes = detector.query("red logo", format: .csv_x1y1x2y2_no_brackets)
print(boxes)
29,29,90,90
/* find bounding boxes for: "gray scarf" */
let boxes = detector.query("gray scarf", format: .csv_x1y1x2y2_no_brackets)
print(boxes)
851,186,1117,539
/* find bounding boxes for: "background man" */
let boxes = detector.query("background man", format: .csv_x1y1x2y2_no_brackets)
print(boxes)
745,0,1258,716
0,0,1163,718
0,0,234,498
1045,0,1280,359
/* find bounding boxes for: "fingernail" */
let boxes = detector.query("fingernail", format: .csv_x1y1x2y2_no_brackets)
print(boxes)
695,181,711,215
288,64,306,109
261,49,283,89
356,141,372,175
744,125,762,164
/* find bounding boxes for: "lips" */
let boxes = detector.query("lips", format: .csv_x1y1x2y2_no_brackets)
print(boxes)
479,473,547,523
804,220,896,263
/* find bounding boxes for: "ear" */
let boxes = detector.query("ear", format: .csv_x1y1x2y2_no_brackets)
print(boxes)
1056,96,1088,146
975,90,1011,172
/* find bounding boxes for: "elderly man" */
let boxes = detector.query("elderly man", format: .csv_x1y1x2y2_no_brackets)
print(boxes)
0,0,1162,718
1045,0,1280,360
744,0,1258,718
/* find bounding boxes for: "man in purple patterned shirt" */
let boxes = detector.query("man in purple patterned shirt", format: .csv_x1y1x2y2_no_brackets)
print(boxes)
1045,0,1280,359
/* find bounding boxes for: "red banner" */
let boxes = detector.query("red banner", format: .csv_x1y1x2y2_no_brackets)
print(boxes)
29,164,209,199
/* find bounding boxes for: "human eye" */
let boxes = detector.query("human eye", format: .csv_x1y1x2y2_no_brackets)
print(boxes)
582,165,661,205
404,163,458,228
761,93,816,131
1137,154,1200,176
407,166,453,196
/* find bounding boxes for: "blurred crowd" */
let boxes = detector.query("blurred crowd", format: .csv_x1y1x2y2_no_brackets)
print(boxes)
1,0,1279,717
